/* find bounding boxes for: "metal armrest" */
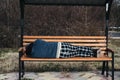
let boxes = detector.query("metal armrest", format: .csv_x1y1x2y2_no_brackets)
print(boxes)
106,48,114,54
106,48,114,59
18,47,26,57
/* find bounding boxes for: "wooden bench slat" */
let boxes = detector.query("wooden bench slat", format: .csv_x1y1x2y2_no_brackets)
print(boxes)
23,43,106,47
23,39,106,43
23,43,106,50
21,55,112,61
23,36,106,39
72,43,106,46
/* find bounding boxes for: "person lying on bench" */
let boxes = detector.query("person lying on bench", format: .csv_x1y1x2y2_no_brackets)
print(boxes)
24,39,100,58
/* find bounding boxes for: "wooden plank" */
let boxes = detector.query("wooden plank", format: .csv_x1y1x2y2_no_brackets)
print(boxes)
23,39,106,43
22,43,106,50
23,43,106,47
21,55,112,61
72,43,106,46
23,36,106,39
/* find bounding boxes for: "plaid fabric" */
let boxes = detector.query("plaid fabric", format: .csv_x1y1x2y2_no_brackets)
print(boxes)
59,42,94,58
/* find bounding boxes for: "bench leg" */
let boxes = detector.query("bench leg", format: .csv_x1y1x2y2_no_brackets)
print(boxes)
101,61,105,75
112,57,114,80
21,61,25,77
102,61,109,77
106,61,109,77
19,56,22,80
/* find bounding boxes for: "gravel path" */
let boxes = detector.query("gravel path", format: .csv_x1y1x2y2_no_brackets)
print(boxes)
0,71,120,80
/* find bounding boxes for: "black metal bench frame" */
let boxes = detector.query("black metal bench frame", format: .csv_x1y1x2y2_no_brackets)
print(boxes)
19,0,114,80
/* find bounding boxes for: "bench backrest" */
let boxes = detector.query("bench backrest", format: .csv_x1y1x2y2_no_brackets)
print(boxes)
23,36,106,52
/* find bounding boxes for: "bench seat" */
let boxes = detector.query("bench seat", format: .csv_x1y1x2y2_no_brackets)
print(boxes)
21,54,112,61
19,35,114,80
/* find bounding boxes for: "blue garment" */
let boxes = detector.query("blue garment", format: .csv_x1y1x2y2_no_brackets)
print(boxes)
26,39,97,58
30,39,58,58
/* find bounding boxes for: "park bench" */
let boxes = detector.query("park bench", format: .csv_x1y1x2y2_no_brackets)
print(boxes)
19,35,114,80
19,0,114,80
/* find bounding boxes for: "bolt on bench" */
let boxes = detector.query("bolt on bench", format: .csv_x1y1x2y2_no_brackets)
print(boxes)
19,0,114,80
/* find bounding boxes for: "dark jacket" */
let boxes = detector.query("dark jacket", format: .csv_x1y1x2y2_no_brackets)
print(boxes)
26,39,58,58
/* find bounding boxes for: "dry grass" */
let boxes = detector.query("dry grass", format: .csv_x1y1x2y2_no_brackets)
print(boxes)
109,38,120,70
0,39,120,73
0,52,101,73
0,52,18,73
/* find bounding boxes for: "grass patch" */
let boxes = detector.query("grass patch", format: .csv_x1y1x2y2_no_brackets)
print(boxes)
0,39,120,72
110,39,120,47
109,38,120,54
0,48,17,57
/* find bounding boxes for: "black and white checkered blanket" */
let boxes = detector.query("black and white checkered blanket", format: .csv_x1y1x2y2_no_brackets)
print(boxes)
59,42,95,58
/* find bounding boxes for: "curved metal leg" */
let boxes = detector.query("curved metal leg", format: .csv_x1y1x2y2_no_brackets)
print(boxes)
112,55,114,80
106,61,109,77
19,53,22,80
101,61,105,75
22,61,25,77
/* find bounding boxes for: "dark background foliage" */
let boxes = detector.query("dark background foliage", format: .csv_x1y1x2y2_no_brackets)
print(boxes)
0,0,120,48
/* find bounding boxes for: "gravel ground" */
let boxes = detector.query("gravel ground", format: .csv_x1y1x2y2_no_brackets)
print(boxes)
0,71,120,80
